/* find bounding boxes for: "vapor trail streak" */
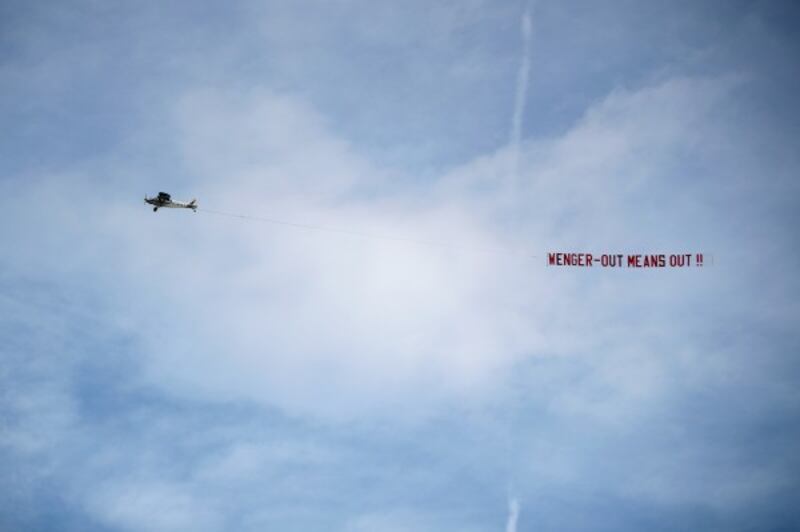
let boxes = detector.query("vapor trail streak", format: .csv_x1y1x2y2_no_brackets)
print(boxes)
510,7,533,177
506,497,521,532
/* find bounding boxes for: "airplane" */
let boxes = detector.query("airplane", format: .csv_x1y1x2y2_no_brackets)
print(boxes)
145,192,197,212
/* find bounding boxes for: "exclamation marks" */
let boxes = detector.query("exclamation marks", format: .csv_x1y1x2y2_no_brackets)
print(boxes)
696,253,704,267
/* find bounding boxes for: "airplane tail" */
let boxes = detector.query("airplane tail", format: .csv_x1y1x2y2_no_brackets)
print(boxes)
188,199,198,210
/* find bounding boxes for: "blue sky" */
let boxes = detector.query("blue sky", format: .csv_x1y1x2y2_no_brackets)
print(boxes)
1,1,799,530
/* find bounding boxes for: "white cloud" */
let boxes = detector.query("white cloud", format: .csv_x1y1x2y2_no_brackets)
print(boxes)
0,69,795,532
1,73,777,433
95,87,542,421
344,509,484,532
195,439,334,483
86,480,222,532
3,3,799,530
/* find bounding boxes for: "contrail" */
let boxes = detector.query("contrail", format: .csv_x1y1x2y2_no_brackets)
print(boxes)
510,5,533,177
505,497,521,532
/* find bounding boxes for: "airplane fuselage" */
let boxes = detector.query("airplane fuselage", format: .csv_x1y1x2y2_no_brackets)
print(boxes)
145,195,197,212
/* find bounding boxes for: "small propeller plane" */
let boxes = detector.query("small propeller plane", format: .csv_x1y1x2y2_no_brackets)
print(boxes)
145,192,197,212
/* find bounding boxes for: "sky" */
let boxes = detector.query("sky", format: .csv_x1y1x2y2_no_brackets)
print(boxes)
1,0,799,530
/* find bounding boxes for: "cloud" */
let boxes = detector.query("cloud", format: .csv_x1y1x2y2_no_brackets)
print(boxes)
2,74,779,428
344,509,485,532
3,4,800,525
86,480,222,532
81,86,543,421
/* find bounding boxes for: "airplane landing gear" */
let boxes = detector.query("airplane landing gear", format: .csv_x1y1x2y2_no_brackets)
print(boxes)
153,207,158,212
